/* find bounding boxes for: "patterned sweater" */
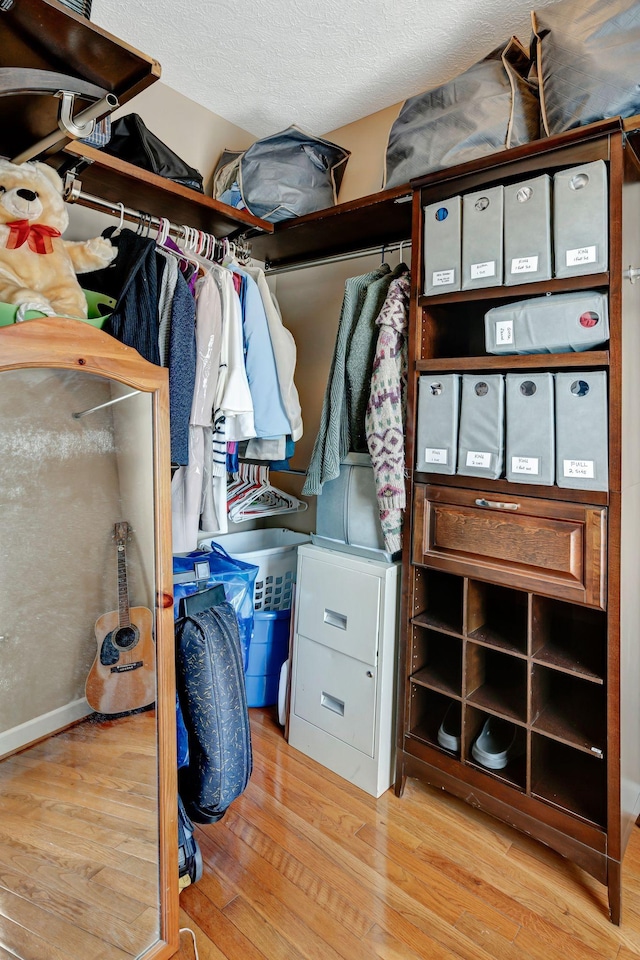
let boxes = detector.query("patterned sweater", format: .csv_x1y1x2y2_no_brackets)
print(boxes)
365,271,410,555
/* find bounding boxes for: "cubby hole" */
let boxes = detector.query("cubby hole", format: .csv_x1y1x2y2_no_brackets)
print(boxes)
464,705,526,791
410,626,462,698
465,643,527,723
531,734,606,827
408,687,461,758
466,580,528,656
411,567,464,635
531,595,606,683
531,664,606,756
421,302,488,360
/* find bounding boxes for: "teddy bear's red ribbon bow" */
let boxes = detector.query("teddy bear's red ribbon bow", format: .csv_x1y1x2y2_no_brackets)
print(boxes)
6,220,62,255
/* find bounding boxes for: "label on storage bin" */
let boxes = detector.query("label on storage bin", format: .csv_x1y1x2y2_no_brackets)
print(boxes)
432,269,455,286
563,459,595,479
471,260,496,280
466,451,492,469
511,456,539,475
495,319,514,345
566,245,597,267
425,447,448,465
510,256,538,275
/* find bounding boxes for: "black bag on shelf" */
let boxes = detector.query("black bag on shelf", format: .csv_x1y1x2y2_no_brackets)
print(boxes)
101,113,204,192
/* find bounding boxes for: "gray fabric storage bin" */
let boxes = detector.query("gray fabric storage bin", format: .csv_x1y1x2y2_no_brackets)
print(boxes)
423,196,461,296
312,453,391,561
462,185,504,289
504,174,552,285
415,374,460,474
555,371,608,491
506,373,555,485
484,290,609,355
457,374,505,480
553,160,608,278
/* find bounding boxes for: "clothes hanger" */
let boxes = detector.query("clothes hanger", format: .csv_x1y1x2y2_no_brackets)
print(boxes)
112,201,126,237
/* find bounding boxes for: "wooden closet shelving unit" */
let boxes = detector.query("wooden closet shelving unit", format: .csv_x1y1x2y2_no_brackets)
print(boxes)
396,114,640,924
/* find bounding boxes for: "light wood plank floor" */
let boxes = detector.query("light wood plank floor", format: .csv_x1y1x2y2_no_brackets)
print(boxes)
177,707,640,960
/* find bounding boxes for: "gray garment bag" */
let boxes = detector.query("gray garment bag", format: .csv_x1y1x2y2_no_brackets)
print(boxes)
532,0,640,137
423,196,462,295
385,38,539,189
485,290,609,355
415,374,461,475
503,174,552,285
462,185,504,290
553,160,608,278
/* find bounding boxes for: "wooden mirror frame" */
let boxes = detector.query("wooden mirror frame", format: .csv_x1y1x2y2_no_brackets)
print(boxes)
0,317,179,960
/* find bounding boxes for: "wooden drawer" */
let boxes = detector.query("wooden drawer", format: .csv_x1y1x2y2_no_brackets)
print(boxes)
413,484,606,609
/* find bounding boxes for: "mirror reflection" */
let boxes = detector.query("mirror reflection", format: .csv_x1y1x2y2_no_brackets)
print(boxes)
0,367,160,960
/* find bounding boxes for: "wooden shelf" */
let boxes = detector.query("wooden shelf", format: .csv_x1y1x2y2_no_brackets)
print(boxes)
416,350,610,373
532,644,604,685
419,272,609,307
411,612,463,639
0,0,160,160
412,471,610,506
250,184,413,269
61,142,274,238
411,666,461,699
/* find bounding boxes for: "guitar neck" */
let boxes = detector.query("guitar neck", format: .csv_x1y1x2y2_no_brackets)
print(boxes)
117,539,131,628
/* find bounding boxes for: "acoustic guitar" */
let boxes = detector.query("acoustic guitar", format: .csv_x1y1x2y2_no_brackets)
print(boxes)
85,521,156,715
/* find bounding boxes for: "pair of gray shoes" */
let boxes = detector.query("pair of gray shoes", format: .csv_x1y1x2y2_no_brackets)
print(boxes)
437,707,517,770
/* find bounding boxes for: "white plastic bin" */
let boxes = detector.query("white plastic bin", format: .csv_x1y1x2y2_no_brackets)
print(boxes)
198,528,310,611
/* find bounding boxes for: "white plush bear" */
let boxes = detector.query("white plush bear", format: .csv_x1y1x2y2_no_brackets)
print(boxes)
0,158,116,319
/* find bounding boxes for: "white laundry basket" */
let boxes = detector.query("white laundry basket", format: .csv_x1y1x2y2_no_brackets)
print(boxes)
197,528,310,611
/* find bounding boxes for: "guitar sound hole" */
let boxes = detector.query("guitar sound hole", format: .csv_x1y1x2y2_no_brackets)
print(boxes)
114,626,139,650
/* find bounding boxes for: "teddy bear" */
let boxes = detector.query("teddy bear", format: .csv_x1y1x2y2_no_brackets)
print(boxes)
0,158,116,320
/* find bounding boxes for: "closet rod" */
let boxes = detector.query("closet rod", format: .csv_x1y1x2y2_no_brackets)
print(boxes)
264,239,412,276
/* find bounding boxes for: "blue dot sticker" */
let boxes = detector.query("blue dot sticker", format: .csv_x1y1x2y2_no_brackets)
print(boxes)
435,207,449,222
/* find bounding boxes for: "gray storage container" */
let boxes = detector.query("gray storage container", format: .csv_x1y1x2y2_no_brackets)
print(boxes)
504,174,552,285
423,196,461,296
415,373,460,474
312,453,392,561
555,371,608,491
553,160,608,278
506,373,555,485
462,185,504,289
457,373,505,480
484,290,609,355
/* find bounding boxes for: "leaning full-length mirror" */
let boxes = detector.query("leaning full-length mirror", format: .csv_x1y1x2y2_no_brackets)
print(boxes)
0,320,178,960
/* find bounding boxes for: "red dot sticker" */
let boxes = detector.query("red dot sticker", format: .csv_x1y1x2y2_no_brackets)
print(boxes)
579,311,599,328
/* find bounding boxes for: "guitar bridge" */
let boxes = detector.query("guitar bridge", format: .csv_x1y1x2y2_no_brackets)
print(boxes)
110,660,144,673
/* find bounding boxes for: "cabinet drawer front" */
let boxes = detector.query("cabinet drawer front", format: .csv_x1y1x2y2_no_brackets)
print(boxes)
293,636,377,757
413,485,606,608
297,555,380,662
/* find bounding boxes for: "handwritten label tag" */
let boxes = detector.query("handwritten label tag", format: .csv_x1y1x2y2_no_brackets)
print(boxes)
425,448,448,465
466,451,492,469
511,456,539,475
566,245,597,267
471,260,496,280
563,459,595,479
510,256,538,275
495,320,514,345
432,269,455,287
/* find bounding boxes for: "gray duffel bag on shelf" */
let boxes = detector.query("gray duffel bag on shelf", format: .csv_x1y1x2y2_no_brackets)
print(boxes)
213,125,350,223
384,37,539,188
532,0,640,137
485,290,609,356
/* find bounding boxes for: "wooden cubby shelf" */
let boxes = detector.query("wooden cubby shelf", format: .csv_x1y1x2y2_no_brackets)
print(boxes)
398,119,640,919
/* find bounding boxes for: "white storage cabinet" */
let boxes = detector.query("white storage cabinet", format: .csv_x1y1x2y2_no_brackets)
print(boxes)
288,543,400,797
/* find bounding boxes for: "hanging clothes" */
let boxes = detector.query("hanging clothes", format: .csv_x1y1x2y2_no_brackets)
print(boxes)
346,262,408,453
365,271,411,556
303,265,390,496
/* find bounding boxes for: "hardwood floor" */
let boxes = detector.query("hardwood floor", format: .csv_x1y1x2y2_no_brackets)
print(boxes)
0,711,159,960
178,707,640,960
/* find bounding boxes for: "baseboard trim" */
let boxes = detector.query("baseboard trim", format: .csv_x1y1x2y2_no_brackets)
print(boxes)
0,698,93,757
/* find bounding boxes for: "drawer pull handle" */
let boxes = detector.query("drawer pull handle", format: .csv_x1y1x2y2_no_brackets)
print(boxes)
475,498,519,511
324,608,347,630
321,692,345,716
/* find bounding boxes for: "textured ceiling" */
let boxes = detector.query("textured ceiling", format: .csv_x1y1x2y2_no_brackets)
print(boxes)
91,0,559,138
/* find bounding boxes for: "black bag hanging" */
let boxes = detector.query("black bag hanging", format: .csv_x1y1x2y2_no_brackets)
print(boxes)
101,114,205,193
175,593,252,824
